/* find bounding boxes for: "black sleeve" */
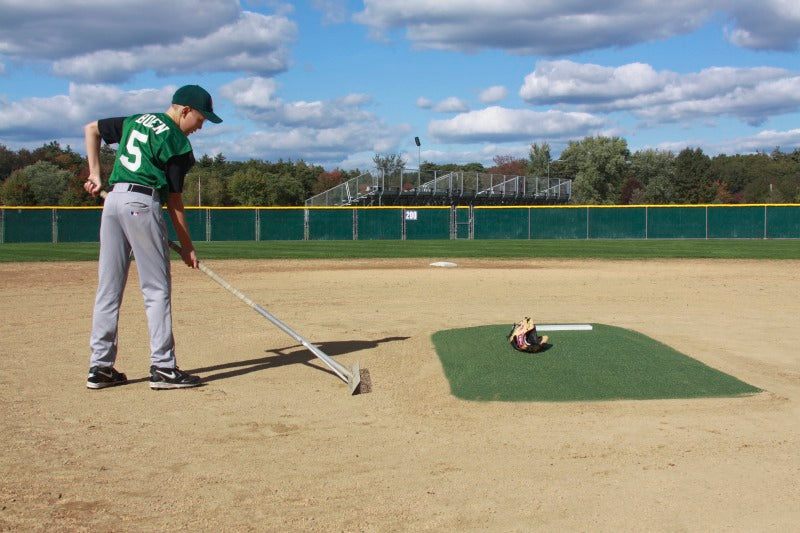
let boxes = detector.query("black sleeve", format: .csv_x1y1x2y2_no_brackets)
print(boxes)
97,117,126,145
164,152,196,194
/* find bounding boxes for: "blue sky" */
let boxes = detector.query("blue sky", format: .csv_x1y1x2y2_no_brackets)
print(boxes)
1,0,799,171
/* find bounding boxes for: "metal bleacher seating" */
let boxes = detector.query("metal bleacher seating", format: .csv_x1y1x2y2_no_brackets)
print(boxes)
305,169,572,207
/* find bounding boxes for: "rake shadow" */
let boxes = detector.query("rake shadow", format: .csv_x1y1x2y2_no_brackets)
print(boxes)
186,335,409,383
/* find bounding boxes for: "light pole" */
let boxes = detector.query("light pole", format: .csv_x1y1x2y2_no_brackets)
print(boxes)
198,175,201,207
546,159,562,196
414,136,421,183
547,158,564,179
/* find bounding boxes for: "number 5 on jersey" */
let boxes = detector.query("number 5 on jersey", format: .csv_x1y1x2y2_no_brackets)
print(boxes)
120,130,148,172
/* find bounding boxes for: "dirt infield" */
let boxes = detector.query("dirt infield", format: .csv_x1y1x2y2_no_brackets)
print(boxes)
1,258,799,531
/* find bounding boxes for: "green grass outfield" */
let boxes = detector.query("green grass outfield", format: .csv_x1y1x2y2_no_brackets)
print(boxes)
432,323,761,402
1,239,799,262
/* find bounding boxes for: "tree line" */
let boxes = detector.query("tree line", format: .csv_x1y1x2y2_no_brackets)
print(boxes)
529,138,800,204
1,137,799,206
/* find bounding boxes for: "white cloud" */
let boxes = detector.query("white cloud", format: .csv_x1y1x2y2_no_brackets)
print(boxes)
354,1,800,54
479,85,508,103
415,143,531,167
310,0,348,25
2,1,797,167
0,0,240,60
633,73,800,127
520,60,800,127
222,77,375,129
219,77,282,110
654,128,800,156
520,60,671,103
52,11,296,83
0,83,175,141
428,106,606,143
0,75,411,166
217,120,411,165
433,97,469,113
214,76,412,164
716,128,800,154
724,0,800,50
354,0,715,55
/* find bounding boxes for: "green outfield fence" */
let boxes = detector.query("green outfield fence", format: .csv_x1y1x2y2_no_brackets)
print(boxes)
2,204,800,243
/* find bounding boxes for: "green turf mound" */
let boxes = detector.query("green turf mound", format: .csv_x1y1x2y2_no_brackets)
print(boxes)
431,323,761,402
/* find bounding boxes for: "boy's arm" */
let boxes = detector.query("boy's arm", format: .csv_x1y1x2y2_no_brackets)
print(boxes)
83,121,103,196
166,192,198,269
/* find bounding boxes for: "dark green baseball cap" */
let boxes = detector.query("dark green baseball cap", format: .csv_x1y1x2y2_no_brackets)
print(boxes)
172,84,222,123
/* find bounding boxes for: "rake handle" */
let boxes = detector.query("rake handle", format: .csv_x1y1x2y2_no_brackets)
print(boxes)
166,240,354,384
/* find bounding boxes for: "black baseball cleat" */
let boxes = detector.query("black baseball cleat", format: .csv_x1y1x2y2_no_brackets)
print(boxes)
149,366,201,390
86,366,128,389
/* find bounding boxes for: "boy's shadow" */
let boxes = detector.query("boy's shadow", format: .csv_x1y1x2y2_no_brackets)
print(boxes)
187,336,409,383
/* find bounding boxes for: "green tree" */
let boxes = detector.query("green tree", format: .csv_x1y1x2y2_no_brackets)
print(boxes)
33,161,72,205
30,141,66,163
709,151,800,203
0,144,21,181
1,160,72,205
291,160,324,199
772,152,800,203
266,173,306,205
14,148,36,170
184,166,232,206
674,148,714,203
195,154,215,168
629,149,676,204
561,136,630,204
229,167,271,206
489,155,527,176
528,142,552,177
738,152,799,203
619,177,643,204
204,172,233,206
313,169,346,195
373,154,406,176
183,167,204,206
0,169,35,205
710,154,752,200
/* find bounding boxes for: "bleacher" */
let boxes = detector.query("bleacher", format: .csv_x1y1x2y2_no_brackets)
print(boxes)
305,169,572,207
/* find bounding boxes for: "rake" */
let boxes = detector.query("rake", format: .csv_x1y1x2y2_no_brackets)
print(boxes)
98,190,365,394
171,239,364,394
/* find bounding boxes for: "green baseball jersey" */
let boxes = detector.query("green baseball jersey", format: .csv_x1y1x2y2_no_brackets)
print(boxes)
108,113,193,191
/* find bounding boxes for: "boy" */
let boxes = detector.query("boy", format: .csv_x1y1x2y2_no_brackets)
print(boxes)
83,85,221,389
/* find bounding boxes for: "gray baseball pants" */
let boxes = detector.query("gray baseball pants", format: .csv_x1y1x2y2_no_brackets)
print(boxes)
89,183,177,369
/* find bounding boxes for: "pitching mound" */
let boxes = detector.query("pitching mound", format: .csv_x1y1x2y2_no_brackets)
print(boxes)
432,323,761,402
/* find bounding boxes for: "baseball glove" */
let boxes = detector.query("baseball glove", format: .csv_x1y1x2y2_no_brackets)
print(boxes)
508,317,548,353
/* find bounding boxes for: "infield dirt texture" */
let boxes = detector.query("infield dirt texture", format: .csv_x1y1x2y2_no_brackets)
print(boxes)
1,258,799,531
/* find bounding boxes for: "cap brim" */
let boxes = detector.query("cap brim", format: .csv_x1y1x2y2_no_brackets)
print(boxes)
201,110,222,124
